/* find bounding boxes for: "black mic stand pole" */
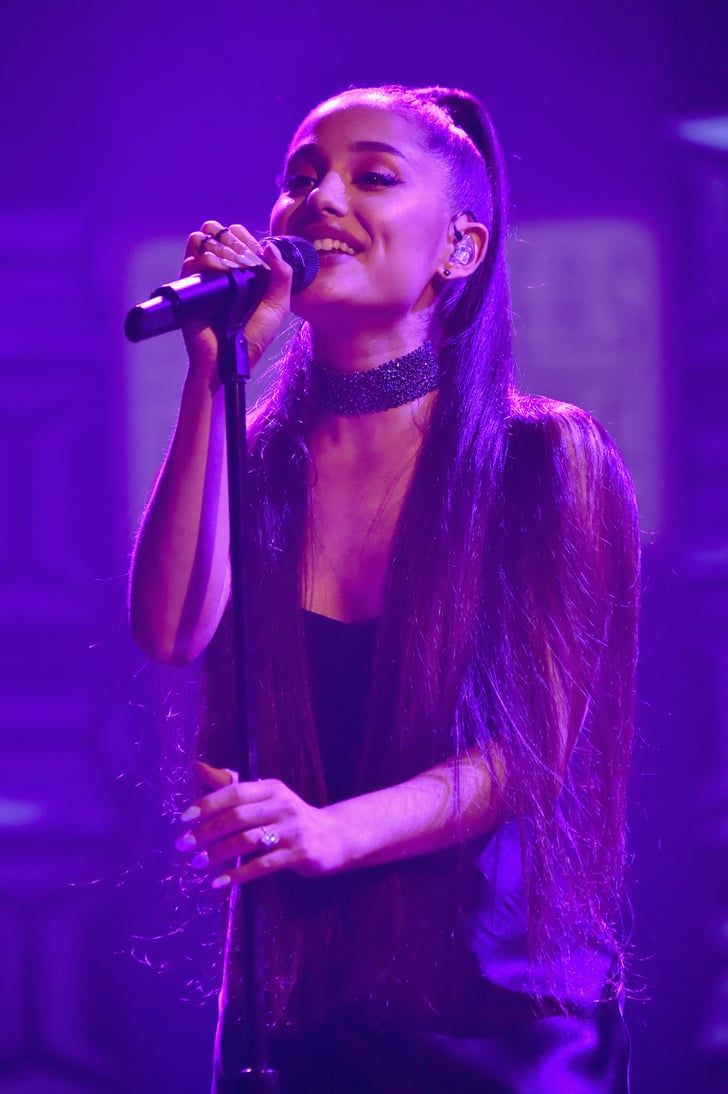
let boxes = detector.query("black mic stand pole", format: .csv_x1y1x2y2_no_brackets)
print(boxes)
126,237,318,1090
214,279,278,1092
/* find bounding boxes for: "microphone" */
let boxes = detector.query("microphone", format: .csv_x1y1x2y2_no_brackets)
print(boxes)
123,235,319,343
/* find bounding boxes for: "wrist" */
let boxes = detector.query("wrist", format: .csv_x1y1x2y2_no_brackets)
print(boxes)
321,799,367,873
183,362,223,400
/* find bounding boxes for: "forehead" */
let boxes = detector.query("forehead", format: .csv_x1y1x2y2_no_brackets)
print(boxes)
287,99,437,169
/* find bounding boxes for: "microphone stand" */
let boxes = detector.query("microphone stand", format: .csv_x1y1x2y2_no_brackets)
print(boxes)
213,278,279,1092
126,238,317,1090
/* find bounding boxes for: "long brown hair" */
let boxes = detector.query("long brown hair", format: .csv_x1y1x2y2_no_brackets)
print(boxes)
202,85,641,1025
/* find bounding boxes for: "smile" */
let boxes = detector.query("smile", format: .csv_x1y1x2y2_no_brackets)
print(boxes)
312,238,357,255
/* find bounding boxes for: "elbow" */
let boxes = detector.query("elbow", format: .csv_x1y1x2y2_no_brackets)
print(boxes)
127,566,229,665
455,744,510,838
128,603,202,666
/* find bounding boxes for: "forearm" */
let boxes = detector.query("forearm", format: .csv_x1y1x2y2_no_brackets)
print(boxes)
129,369,231,663
325,748,506,872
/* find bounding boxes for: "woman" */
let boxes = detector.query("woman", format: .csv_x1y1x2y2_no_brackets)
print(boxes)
129,84,640,1092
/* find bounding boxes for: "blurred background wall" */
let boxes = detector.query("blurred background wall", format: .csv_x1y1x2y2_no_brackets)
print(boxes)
1,1,726,1089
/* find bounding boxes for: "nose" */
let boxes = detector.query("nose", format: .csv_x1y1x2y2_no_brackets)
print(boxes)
306,170,348,216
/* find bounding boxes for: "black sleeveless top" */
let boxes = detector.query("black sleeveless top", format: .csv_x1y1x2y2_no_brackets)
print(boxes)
302,609,380,803
254,611,633,1092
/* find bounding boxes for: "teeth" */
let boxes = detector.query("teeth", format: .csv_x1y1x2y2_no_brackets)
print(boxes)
312,238,356,255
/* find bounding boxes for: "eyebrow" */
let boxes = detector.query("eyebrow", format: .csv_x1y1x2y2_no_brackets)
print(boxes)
285,139,409,167
347,140,408,160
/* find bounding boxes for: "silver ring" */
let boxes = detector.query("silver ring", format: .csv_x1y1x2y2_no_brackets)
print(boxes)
259,827,280,850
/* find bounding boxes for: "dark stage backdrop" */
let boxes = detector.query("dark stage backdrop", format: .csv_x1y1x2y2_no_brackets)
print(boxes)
2,1,726,1090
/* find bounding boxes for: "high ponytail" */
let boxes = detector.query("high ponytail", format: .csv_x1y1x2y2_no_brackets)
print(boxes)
417,86,500,169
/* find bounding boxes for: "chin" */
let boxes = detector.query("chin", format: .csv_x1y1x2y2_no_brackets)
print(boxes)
292,284,363,319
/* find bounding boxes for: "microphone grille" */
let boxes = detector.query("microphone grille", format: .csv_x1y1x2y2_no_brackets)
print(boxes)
265,235,319,292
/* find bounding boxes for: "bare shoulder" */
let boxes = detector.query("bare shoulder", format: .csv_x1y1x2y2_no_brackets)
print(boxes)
502,393,639,543
507,392,616,448
506,393,635,494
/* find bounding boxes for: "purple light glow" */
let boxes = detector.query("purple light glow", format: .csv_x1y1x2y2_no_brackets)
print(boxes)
2,1,727,1091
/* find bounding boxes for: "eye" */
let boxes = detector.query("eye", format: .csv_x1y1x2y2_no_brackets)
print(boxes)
277,171,317,193
275,167,403,194
356,170,401,188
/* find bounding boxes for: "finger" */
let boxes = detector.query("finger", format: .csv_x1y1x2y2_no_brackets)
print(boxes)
186,227,235,258
177,799,281,851
195,235,271,271
178,775,275,825
202,223,268,266
185,231,212,259
227,223,265,255
200,219,226,238
258,239,293,292
185,225,254,264
181,239,230,274
189,823,285,869
211,847,289,889
220,243,271,270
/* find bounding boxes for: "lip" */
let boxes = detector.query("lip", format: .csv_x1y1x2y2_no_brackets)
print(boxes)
315,248,356,261
295,223,366,254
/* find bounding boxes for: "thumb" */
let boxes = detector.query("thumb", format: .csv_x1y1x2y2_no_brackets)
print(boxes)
193,760,239,789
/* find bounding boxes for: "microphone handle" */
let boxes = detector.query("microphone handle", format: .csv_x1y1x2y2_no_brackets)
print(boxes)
124,267,258,343
123,234,319,344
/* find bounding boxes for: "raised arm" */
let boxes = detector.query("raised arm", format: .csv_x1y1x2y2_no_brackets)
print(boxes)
128,222,293,664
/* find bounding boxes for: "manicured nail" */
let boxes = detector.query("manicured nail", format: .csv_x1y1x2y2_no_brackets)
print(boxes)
179,805,201,822
211,874,231,890
260,240,281,263
249,250,272,270
190,851,209,869
175,831,197,851
233,251,264,268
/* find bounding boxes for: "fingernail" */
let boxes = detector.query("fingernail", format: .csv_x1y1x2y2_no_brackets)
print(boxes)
235,251,262,266
253,249,273,270
175,831,197,851
190,851,209,869
180,805,201,822
261,240,281,263
212,874,232,890
233,252,271,271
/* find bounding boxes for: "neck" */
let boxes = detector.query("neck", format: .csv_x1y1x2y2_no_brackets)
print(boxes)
309,316,431,374
312,389,437,463
306,317,438,458
315,382,433,441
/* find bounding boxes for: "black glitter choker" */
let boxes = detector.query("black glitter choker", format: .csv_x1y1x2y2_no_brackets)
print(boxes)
310,341,439,415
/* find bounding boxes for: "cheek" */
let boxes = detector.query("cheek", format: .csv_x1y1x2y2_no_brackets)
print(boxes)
269,196,295,235
380,208,445,277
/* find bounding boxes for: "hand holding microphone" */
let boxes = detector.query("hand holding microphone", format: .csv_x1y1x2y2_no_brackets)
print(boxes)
180,220,294,380
124,221,319,380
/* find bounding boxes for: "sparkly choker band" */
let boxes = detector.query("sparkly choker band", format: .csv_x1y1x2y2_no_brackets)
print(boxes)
310,341,439,415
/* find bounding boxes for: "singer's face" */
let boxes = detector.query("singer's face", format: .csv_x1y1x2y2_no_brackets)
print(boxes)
269,98,452,326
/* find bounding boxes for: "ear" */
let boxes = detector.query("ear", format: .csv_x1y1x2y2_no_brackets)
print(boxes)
439,213,489,282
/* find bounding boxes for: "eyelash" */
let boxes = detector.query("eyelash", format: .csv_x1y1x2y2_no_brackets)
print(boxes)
278,170,401,193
